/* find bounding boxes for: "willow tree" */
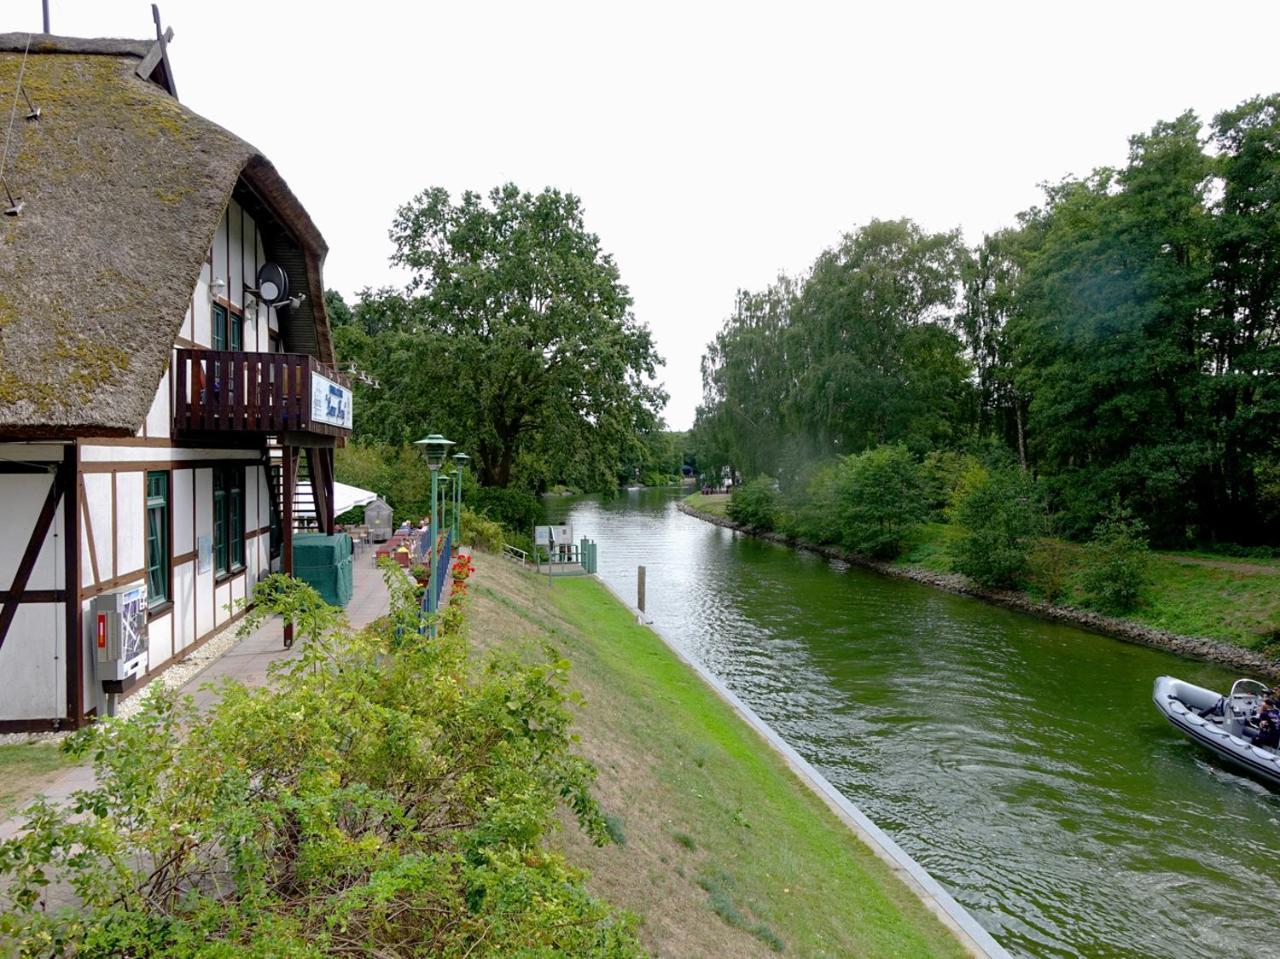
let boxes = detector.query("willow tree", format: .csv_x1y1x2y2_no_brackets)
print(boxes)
378,184,665,490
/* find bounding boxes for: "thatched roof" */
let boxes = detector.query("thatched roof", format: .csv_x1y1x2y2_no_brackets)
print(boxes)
0,34,331,438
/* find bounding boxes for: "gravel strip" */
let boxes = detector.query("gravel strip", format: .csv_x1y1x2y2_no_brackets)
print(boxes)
0,618,271,746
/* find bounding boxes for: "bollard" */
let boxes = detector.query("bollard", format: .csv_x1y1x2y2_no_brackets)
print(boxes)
637,564,646,613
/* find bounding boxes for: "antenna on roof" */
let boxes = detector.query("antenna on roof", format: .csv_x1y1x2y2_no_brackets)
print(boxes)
20,86,39,122
2,180,22,217
0,35,32,217
41,1,50,35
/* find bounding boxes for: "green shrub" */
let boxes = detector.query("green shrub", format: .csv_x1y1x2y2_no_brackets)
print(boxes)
1026,538,1074,603
727,476,780,530
921,449,979,517
0,571,641,957
1079,503,1151,614
950,465,1044,588
831,445,926,559
782,462,841,545
460,506,504,552
472,486,543,536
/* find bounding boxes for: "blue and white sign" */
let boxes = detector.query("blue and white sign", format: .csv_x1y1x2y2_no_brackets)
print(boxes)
311,372,353,430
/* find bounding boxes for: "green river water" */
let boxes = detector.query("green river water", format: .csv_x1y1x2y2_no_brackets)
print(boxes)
543,488,1280,959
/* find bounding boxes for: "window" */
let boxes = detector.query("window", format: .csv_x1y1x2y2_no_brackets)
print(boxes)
211,304,243,351
212,303,227,350
213,466,245,576
146,471,169,604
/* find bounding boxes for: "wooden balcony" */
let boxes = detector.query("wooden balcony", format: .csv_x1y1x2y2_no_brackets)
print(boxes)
173,349,352,441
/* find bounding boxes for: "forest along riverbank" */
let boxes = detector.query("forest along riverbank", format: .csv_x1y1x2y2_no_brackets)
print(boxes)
679,494,1280,679
546,488,1280,959
468,555,973,959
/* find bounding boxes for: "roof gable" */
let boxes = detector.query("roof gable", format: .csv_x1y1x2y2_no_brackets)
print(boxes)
0,35,329,438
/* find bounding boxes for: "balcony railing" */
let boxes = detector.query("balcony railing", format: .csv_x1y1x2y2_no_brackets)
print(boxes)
173,349,352,438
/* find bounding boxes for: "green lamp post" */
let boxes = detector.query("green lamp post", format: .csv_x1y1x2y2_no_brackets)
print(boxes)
413,433,454,625
439,474,453,543
452,452,469,542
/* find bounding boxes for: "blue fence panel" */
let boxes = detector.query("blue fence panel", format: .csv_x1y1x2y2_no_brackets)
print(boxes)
418,529,454,628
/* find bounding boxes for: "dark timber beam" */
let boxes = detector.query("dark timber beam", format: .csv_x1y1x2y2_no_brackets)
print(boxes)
0,465,64,652
64,443,83,727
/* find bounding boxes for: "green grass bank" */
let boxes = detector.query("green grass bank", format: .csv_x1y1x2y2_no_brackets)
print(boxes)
471,556,972,959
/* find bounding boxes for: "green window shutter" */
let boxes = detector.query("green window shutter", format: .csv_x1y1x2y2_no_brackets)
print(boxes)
212,304,227,351
213,468,228,575
146,471,169,604
231,470,244,569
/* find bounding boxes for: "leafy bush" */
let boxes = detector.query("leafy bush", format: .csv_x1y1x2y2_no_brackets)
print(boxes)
727,475,780,530
1026,538,1074,603
1079,503,1151,613
831,446,925,559
461,506,505,552
781,463,841,545
472,486,543,536
921,449,980,517
0,571,640,957
950,465,1044,588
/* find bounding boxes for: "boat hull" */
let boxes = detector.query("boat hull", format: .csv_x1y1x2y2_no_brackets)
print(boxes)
1152,675,1280,788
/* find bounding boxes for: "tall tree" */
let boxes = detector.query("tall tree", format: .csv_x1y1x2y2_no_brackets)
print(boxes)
344,185,666,491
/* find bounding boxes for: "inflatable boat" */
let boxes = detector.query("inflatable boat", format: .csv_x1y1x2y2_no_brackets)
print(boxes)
1153,676,1280,787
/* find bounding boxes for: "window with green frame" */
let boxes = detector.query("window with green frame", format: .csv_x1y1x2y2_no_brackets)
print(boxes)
213,466,245,575
211,304,243,351
146,471,169,604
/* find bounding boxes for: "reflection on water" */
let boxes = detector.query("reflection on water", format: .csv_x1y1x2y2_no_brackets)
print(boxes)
545,488,1280,959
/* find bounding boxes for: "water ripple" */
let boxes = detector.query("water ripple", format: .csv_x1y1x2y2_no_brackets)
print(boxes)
547,491,1280,959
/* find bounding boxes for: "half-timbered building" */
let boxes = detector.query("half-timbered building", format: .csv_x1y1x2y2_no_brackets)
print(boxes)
0,31,350,731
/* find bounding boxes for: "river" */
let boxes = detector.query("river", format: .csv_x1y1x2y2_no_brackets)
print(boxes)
542,488,1280,959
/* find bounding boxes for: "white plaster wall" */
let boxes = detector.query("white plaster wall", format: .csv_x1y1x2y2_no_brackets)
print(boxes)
0,468,67,722
227,199,244,312
211,213,227,307
144,366,171,439
175,561,195,653
193,468,213,639
0,473,63,591
149,610,173,668
215,580,232,628
115,471,145,580
83,473,114,582
0,603,64,720
172,468,194,556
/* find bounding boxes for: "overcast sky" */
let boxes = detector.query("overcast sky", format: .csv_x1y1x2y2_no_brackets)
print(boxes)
17,1,1280,429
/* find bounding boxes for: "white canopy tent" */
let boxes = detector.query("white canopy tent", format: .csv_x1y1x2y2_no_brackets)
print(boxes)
296,480,380,520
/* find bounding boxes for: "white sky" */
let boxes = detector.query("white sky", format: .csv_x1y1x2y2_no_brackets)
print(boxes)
15,1,1280,429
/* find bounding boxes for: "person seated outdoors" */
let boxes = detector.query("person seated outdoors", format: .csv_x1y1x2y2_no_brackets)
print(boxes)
1248,699,1280,749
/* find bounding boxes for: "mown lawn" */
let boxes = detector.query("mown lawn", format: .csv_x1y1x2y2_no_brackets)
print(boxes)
469,558,969,959
682,491,730,518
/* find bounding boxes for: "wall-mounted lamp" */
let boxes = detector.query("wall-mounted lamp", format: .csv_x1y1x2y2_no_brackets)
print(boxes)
209,276,226,302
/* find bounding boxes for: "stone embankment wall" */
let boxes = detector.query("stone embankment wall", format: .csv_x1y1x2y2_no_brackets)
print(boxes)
676,502,1279,679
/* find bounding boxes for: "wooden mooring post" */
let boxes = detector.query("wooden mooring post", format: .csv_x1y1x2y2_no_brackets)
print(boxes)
637,565,646,615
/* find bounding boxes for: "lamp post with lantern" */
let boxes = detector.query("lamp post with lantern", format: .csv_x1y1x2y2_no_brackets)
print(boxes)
413,434,454,625
452,452,469,541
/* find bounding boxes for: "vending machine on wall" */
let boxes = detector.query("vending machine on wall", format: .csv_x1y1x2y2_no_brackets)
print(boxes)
90,584,148,718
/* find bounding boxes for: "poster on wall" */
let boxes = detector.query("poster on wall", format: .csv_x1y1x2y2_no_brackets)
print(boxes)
311,372,353,430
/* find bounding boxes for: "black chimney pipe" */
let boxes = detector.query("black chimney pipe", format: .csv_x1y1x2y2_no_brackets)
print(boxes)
42,0,50,33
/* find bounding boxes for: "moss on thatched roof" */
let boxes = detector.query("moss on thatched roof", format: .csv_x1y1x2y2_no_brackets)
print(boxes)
0,34,329,438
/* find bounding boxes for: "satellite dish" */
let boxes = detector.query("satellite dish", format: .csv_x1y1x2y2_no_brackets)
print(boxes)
255,263,290,305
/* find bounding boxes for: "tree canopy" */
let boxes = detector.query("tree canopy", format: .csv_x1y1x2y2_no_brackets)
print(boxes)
335,184,666,492
695,94,1280,547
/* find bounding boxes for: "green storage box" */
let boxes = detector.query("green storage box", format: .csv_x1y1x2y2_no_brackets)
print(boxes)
292,533,354,607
